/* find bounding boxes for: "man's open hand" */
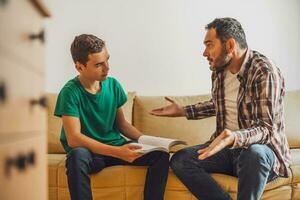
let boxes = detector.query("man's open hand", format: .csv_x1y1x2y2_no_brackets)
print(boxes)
150,97,185,117
198,129,235,160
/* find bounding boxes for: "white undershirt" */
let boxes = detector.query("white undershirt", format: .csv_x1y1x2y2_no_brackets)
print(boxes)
224,69,240,131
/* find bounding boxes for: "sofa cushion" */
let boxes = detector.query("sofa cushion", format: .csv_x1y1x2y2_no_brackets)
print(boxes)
210,171,292,192
58,164,126,188
54,159,292,199
46,92,136,154
47,93,65,154
133,95,216,147
133,91,300,149
48,154,66,187
284,90,300,148
122,92,136,125
290,149,300,184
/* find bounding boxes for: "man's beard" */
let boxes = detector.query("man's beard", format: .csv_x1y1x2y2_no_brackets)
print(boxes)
209,46,232,72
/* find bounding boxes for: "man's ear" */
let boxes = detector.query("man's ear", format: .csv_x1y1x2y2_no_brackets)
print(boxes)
225,38,236,54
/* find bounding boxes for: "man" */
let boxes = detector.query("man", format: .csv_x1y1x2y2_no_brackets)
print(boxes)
54,34,169,200
151,18,291,200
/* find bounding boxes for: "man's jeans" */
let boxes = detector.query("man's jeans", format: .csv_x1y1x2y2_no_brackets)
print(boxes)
66,147,169,200
170,143,277,200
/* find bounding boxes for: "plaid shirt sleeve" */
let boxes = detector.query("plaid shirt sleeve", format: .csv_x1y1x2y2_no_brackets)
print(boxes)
184,99,216,120
232,65,283,148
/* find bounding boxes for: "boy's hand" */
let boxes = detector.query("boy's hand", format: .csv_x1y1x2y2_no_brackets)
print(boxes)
117,144,143,163
150,97,185,117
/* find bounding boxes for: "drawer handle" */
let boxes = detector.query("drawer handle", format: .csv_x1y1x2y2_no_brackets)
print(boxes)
0,81,6,103
29,29,45,43
0,0,8,6
30,96,48,108
5,151,36,177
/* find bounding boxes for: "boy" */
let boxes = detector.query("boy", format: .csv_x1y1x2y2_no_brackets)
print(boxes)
54,34,169,200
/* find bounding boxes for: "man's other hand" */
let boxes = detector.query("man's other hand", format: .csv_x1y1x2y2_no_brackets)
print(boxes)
150,97,185,117
198,129,235,160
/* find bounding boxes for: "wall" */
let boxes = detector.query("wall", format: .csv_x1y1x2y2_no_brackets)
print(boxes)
45,0,300,96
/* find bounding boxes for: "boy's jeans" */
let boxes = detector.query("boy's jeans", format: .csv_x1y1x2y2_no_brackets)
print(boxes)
170,143,277,200
66,147,169,200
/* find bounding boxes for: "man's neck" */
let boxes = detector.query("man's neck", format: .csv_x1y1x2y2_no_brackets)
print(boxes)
228,48,247,74
78,75,101,94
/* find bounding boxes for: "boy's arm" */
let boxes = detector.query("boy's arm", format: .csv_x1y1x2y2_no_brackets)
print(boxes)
115,107,143,140
62,115,142,162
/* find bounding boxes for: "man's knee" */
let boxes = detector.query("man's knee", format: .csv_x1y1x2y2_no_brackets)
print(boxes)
170,148,193,172
239,144,274,169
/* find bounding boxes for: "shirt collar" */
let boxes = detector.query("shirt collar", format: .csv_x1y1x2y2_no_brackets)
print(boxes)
237,48,251,83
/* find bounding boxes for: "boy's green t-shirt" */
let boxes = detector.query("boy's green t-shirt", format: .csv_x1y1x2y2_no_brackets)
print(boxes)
54,76,128,153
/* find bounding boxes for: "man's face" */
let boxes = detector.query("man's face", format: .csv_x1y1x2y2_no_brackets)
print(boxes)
78,47,110,81
203,28,231,71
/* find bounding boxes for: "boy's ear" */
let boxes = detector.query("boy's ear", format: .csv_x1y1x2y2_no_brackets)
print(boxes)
75,61,84,72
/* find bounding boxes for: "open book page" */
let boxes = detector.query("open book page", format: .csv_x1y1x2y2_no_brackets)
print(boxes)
134,135,187,154
132,143,168,154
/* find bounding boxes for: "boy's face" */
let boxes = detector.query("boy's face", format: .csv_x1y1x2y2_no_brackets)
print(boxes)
76,47,110,82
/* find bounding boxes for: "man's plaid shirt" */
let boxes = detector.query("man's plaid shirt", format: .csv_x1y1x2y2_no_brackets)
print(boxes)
184,49,291,177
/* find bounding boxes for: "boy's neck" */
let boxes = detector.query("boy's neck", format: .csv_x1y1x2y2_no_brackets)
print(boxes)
78,75,101,94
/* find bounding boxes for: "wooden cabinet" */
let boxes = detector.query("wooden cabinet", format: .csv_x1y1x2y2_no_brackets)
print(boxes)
0,0,50,199
0,134,47,200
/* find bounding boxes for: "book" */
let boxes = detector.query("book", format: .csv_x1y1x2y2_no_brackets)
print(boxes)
132,135,187,154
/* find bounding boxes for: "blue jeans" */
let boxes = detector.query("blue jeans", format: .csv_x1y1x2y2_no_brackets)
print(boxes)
66,147,169,200
170,143,277,200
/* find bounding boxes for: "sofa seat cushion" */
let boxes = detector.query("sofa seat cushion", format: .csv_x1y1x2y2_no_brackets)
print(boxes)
58,162,126,188
54,159,292,190
290,149,300,184
287,148,300,200
48,154,66,187
210,171,292,192
166,171,292,193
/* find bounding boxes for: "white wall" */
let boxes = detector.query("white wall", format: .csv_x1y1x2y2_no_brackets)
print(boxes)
45,0,300,96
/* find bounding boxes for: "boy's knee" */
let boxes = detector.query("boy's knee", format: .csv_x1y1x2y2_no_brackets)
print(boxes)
67,147,92,164
151,151,170,163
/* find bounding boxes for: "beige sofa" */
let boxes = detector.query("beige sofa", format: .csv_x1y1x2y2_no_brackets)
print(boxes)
47,90,300,200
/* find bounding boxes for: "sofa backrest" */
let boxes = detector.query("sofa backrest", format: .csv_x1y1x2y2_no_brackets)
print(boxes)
133,90,300,148
47,93,65,153
284,90,300,148
133,95,215,147
46,92,136,154
46,90,300,154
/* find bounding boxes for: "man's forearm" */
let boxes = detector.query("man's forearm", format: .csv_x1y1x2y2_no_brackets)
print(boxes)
231,126,272,148
184,99,216,120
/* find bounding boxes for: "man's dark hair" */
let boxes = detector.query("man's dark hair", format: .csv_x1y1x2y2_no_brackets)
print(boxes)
70,34,105,65
206,17,248,49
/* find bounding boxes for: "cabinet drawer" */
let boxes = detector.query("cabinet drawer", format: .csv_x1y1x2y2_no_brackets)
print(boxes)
0,97,47,134
0,0,44,74
0,133,47,200
0,55,44,100
0,54,46,134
